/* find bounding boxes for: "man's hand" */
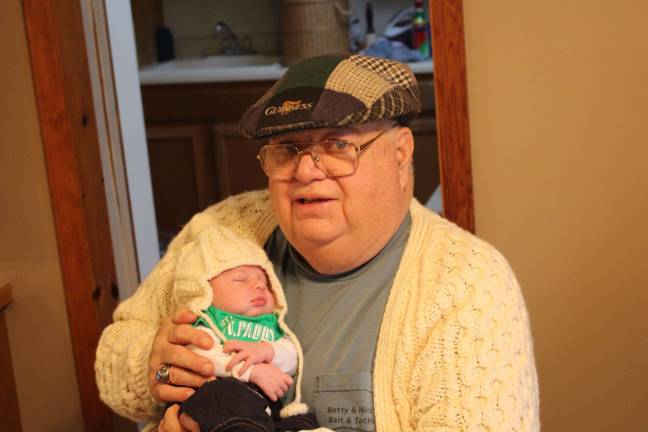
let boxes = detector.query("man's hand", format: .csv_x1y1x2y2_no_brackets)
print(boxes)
249,363,293,401
157,404,201,432
148,309,215,403
157,404,188,432
223,340,275,375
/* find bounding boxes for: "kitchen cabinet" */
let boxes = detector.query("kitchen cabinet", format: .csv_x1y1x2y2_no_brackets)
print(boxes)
141,75,438,248
146,124,214,246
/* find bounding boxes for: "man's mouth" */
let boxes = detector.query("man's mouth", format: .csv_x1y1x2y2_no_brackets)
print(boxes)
295,196,331,204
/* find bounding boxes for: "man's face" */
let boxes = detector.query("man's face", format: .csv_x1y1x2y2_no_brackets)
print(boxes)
208,265,275,316
267,121,413,268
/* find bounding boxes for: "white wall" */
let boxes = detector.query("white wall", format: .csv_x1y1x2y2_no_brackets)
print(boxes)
106,0,160,284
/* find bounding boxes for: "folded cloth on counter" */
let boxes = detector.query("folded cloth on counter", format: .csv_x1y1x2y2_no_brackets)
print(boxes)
362,36,428,63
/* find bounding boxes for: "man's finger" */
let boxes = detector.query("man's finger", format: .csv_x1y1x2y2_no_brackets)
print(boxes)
163,345,214,376
159,404,187,432
168,365,212,388
172,308,198,325
168,324,212,349
153,384,195,404
179,412,201,432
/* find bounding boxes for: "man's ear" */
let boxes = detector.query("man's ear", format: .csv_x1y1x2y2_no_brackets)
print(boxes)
394,126,415,185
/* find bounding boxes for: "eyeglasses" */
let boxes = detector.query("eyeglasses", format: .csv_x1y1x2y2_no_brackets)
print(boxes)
257,126,393,180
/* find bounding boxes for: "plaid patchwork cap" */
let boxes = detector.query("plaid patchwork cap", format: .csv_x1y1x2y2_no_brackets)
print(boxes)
239,53,422,139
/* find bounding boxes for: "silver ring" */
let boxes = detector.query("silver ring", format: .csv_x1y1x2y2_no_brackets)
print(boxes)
155,363,172,385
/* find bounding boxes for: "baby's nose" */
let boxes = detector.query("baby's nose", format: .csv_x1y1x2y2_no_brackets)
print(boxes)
255,282,268,291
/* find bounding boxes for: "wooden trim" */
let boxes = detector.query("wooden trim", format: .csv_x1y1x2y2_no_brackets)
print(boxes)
22,1,117,430
0,281,14,311
1,281,22,432
82,0,141,299
429,0,476,233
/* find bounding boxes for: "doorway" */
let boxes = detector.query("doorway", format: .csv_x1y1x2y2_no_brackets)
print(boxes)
22,0,473,429
127,0,443,254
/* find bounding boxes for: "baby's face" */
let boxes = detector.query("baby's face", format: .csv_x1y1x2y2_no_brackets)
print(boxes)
208,265,275,316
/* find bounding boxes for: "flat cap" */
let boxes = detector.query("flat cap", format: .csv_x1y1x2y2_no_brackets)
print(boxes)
239,53,422,139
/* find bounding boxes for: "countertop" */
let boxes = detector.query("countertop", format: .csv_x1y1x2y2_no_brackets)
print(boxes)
139,56,433,85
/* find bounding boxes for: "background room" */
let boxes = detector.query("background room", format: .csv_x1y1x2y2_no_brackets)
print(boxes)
131,0,440,254
1,0,647,431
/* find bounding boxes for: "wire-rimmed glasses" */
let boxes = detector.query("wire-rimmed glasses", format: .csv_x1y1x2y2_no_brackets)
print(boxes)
257,126,393,180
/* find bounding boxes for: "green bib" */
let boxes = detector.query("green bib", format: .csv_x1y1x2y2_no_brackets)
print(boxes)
195,305,284,342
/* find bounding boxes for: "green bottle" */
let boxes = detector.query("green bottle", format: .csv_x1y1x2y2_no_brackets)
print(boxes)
412,0,430,58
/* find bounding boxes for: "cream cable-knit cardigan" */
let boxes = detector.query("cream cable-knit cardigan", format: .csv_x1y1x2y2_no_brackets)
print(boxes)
96,190,540,431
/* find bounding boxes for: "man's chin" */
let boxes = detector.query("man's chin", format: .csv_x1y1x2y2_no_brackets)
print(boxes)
290,221,343,247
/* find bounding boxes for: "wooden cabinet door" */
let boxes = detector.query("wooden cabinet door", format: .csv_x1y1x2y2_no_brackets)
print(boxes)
212,123,268,199
146,125,215,249
410,115,441,204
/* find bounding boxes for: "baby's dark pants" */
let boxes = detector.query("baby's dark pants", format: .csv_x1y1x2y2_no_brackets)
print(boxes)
180,377,319,432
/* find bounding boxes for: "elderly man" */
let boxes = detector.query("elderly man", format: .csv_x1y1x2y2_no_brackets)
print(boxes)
96,53,539,431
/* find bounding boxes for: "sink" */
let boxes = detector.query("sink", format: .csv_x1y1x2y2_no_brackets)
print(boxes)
138,55,432,85
160,55,279,70
139,55,284,85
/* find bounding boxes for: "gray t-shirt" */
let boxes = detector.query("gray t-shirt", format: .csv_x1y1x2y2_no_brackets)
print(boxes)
265,214,411,431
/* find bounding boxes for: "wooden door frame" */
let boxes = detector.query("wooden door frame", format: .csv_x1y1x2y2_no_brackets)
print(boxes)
429,0,475,233
21,0,474,429
22,1,119,430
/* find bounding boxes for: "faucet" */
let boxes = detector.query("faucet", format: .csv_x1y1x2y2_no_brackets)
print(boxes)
213,21,255,55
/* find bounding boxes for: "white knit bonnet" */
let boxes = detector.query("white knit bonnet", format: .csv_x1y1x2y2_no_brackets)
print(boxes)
173,224,309,418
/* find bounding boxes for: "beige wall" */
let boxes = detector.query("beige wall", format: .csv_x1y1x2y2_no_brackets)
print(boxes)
463,1,648,430
0,0,84,430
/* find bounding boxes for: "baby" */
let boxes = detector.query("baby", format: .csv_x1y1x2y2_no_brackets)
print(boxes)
172,225,321,432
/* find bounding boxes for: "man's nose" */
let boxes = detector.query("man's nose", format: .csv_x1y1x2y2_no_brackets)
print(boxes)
293,152,327,183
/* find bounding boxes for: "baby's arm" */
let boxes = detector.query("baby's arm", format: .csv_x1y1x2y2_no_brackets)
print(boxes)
247,338,296,401
188,327,256,381
249,363,293,401
223,336,297,376
194,332,296,401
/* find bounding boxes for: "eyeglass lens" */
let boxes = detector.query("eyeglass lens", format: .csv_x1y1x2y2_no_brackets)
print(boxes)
260,140,358,179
